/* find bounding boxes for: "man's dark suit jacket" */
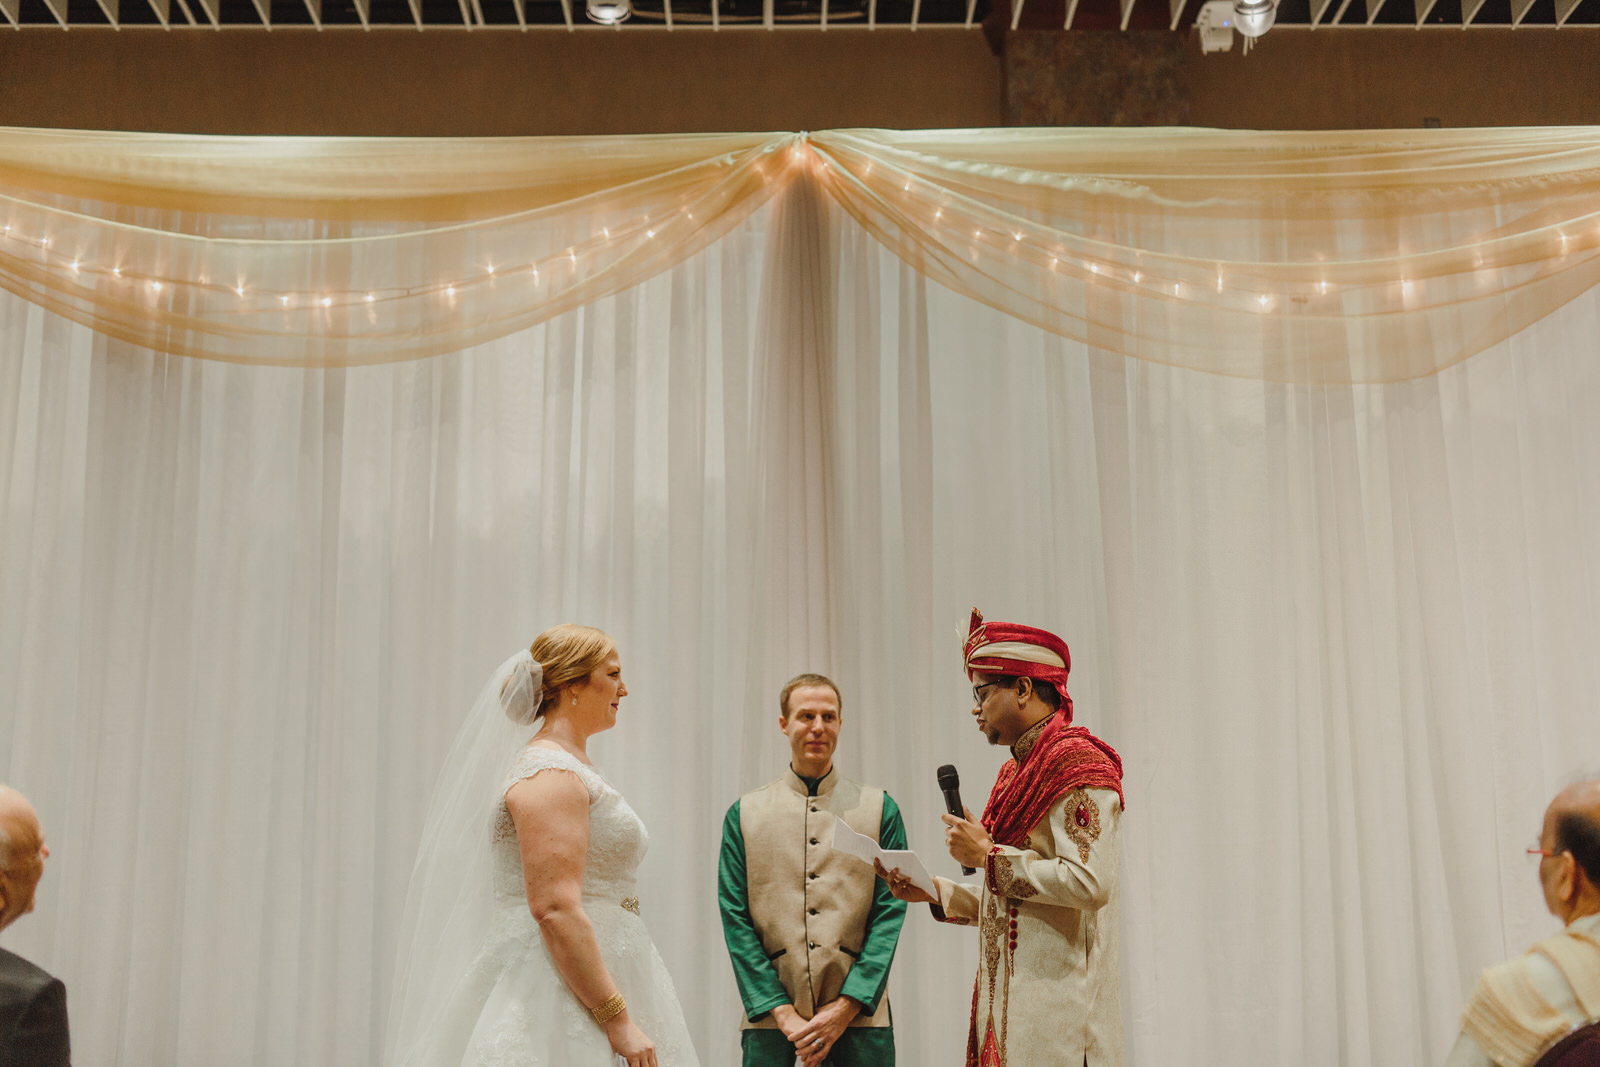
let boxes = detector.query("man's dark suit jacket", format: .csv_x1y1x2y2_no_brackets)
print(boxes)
0,945,70,1067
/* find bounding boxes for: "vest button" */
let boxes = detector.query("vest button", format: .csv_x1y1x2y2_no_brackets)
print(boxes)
808,872,818,880
809,838,818,845
809,908,818,915
809,941,818,949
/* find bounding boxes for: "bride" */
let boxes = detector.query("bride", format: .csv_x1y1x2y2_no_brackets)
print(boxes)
386,624,701,1067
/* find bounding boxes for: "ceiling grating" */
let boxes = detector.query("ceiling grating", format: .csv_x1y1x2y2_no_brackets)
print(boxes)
7,0,1598,28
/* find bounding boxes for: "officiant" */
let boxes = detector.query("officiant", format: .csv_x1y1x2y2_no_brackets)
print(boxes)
717,673,908,1067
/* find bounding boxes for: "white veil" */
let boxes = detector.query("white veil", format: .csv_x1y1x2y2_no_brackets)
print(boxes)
384,649,544,1067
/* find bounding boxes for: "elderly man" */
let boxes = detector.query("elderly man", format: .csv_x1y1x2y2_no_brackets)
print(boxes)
1445,780,1600,1067
718,673,908,1067
879,609,1125,1067
0,784,69,1067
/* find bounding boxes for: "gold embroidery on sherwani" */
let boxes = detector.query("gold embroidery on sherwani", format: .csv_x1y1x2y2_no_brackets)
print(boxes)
988,852,1038,901
1063,787,1101,863
979,894,1007,1066
980,895,1004,1001
1010,716,1048,765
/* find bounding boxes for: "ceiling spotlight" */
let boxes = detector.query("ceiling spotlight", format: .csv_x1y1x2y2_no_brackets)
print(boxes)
1232,0,1276,37
586,0,630,22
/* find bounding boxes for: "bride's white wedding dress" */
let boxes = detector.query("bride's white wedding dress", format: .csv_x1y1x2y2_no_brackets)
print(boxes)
446,744,701,1067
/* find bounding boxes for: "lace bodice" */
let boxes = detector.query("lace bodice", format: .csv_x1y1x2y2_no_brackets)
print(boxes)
492,745,648,908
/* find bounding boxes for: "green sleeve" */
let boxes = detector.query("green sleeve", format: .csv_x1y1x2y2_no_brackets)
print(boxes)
839,791,909,1014
717,800,792,1021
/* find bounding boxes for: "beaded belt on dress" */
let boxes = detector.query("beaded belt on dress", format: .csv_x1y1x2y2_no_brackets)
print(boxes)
621,897,640,915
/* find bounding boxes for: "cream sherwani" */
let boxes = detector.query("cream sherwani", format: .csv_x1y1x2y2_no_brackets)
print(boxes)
932,785,1123,1067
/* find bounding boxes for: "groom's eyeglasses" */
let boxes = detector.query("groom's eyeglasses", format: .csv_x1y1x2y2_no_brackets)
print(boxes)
972,681,1005,705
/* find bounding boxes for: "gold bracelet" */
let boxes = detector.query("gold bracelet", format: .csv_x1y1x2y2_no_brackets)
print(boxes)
590,992,626,1026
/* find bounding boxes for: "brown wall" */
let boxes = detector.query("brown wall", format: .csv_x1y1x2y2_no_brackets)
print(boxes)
0,25,1594,135
1182,31,1600,129
1004,30,1600,128
0,28,1004,135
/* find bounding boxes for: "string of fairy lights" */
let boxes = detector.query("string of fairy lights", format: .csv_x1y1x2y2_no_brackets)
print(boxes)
830,152,1600,314
0,209,676,314
0,147,1596,329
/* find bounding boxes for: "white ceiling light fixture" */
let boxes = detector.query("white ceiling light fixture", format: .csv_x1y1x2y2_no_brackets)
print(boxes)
586,0,630,21
1232,0,1277,37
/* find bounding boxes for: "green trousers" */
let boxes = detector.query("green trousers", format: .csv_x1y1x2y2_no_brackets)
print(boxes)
741,1026,895,1067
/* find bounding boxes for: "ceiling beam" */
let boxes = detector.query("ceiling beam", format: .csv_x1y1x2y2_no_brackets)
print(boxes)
1168,0,1187,29
763,0,772,28
408,0,424,29
145,0,170,24
39,0,69,27
304,0,325,28
190,0,219,26
251,0,271,27
1009,0,1024,27
93,0,119,27
1554,0,1580,21
1309,0,1336,25
910,0,920,26
1412,0,1439,25
1118,0,1135,28
820,0,826,28
1509,0,1535,21
0,0,19,26
661,0,669,28
1063,0,1081,25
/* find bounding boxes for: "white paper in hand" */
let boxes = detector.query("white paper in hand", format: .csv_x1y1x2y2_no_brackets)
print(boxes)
829,816,938,898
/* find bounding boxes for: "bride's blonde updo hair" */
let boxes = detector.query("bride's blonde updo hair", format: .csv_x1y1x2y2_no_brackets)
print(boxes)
530,624,617,720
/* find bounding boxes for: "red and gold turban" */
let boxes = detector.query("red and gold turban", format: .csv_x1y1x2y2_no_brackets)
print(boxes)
962,608,1124,850
962,607,1071,693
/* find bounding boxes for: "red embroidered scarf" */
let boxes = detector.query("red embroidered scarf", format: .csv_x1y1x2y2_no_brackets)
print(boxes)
981,709,1124,849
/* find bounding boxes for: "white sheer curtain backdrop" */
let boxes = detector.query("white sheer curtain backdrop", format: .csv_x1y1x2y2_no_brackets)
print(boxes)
0,209,813,1067
824,224,1600,1067
6,189,1600,1067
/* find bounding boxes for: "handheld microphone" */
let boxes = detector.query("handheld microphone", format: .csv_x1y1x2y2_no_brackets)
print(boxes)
936,764,976,875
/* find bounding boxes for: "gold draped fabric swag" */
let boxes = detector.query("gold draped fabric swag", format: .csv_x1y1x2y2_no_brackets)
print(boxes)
0,125,1597,382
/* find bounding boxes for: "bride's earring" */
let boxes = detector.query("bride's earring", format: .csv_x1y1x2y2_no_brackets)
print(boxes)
571,695,578,706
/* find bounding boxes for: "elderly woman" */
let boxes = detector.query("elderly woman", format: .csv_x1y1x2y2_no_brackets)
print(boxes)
388,625,700,1067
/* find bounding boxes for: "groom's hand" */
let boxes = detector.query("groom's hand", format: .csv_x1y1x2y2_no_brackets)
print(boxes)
874,859,936,904
791,995,860,1067
942,806,992,869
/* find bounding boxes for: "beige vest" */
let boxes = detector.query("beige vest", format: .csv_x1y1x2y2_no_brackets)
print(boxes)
739,768,891,1029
